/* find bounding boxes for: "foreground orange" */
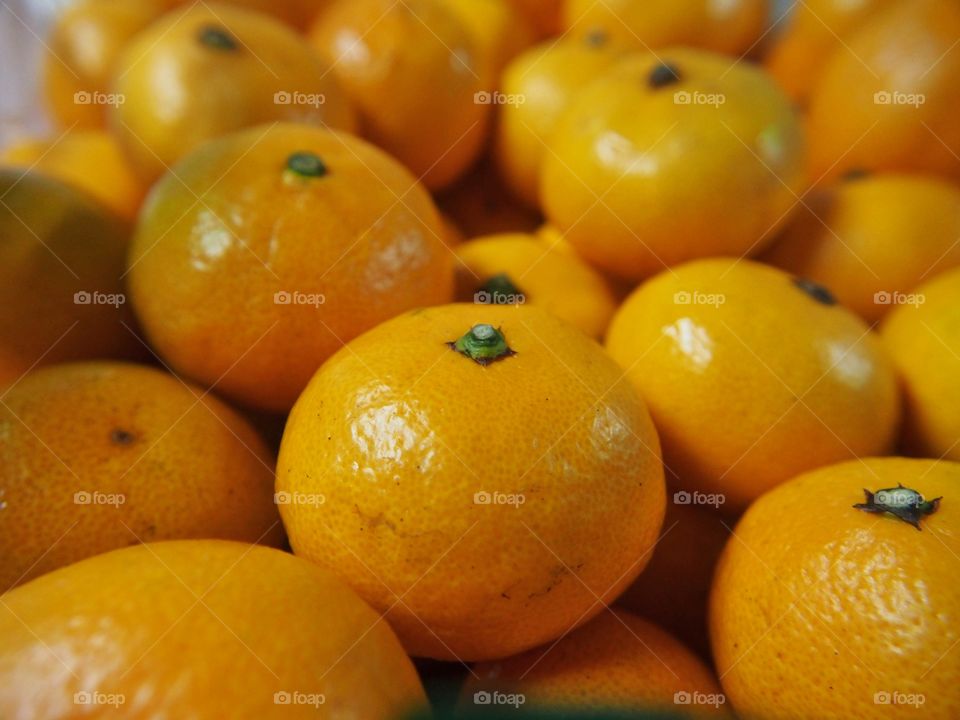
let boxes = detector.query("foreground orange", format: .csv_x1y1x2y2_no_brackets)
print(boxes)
711,457,960,719
128,123,452,412
606,258,901,511
277,304,666,660
467,610,728,716
0,362,282,590
0,540,426,719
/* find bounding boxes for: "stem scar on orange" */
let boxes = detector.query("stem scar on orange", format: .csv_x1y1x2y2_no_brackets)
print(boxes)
276,303,666,661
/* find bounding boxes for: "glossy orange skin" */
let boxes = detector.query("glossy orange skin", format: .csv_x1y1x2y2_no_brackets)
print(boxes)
764,0,896,105
605,258,901,511
0,540,427,719
111,3,356,183
806,0,960,182
1,131,146,220
711,457,960,719
277,304,666,660
563,0,768,56
0,170,142,389
542,48,805,280
0,362,282,590
128,123,453,413
309,0,488,191
763,173,960,323
42,0,165,130
466,610,729,716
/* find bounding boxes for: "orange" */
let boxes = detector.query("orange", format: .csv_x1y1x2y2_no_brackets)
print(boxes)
764,0,896,105
509,0,563,37
465,610,728,716
0,170,142,389
1,130,145,220
437,159,543,238
277,303,666,660
711,457,960,719
763,173,960,324
127,123,452,413
454,233,617,338
309,0,488,191
42,0,165,130
881,267,960,461
562,0,768,57
617,500,729,660
0,540,426,719
494,33,625,207
541,48,805,281
111,2,356,183
605,258,901,511
0,361,281,590
806,0,960,182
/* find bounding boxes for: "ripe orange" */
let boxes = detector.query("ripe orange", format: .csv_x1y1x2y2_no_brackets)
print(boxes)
309,0,488,191
0,170,142,389
277,303,666,660
881,267,960,461
454,233,617,338
466,610,728,716
1,130,145,220
806,0,960,181
562,0,768,57
127,123,452,412
111,2,356,183
42,0,165,130
605,258,901,511
0,540,426,719
711,457,960,719
494,33,625,207
763,173,960,323
541,48,805,280
0,362,282,590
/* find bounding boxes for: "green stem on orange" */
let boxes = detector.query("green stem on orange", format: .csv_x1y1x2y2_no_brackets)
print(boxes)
198,26,238,51
447,324,516,366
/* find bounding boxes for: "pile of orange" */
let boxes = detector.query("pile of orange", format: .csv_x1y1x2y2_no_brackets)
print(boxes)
1,1,958,718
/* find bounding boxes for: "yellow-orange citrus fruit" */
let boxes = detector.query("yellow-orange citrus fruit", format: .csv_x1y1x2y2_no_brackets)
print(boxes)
0,361,282,590
881,267,960,461
42,0,165,129
128,123,453,413
466,610,728,716
309,0,488,191
563,0,768,57
495,33,625,207
806,0,960,181
111,2,356,183
1,130,145,220
277,303,666,660
454,233,617,338
605,258,901,511
0,170,142,389
763,173,960,323
542,48,805,280
711,457,960,719
0,540,426,719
